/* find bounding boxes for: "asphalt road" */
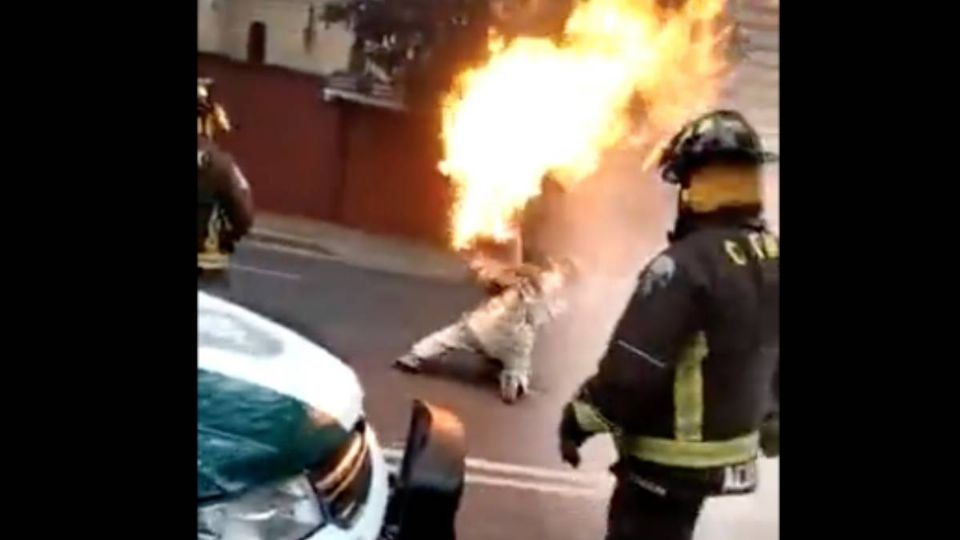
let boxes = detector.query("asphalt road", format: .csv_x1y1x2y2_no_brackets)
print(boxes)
201,241,779,540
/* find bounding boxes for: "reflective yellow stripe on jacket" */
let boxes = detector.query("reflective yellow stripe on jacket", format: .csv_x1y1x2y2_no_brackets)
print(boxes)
574,332,759,468
616,432,759,468
675,332,707,442
198,252,229,270
199,209,229,270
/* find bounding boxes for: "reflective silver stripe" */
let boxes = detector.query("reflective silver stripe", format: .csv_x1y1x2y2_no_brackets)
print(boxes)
615,340,666,368
231,164,250,190
624,472,667,496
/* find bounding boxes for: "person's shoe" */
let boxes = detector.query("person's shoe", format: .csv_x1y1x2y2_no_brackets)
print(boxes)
393,353,423,373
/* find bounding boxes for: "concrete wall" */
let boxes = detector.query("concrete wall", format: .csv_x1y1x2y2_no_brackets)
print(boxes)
198,0,223,52
198,0,353,76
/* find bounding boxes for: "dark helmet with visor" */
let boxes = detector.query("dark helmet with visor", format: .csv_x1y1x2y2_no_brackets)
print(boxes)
658,109,777,187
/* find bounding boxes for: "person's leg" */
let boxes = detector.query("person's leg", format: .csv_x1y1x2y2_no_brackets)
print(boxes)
395,321,475,372
496,330,534,403
605,477,704,540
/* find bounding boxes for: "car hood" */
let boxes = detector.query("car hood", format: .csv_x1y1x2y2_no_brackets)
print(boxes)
198,292,364,500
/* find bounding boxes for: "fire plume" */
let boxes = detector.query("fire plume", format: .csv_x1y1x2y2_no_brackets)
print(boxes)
440,0,731,249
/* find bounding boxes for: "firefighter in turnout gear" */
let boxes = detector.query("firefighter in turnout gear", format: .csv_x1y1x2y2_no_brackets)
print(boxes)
198,78,254,282
394,256,576,403
558,110,779,540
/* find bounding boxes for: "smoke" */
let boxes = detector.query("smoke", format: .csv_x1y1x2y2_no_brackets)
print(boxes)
530,147,674,387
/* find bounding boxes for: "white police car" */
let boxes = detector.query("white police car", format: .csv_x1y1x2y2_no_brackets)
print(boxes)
198,291,465,540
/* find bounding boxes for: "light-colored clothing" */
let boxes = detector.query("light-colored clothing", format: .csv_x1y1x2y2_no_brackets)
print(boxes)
407,272,568,398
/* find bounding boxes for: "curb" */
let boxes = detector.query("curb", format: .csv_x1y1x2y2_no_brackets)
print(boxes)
249,227,339,257
248,227,470,284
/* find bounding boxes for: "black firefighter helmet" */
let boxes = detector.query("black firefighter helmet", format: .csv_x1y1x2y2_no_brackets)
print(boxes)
658,109,777,187
659,110,777,240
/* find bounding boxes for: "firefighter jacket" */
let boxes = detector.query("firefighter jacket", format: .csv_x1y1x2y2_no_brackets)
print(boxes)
198,137,254,270
561,211,779,495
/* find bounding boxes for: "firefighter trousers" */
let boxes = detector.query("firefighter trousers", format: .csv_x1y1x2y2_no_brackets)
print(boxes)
198,266,231,291
605,476,705,540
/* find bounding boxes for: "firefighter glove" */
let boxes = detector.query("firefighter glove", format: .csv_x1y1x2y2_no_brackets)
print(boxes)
560,439,581,468
559,402,589,468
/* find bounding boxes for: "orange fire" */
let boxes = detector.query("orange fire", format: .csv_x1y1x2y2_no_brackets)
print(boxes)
440,0,731,250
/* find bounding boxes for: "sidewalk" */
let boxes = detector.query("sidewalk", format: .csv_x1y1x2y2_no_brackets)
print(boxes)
248,213,471,283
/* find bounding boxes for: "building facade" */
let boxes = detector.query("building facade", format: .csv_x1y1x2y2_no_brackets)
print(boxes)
197,0,780,245
198,0,454,246
198,0,354,75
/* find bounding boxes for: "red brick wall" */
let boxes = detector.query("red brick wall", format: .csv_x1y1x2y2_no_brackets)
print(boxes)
198,54,451,246
199,54,344,222
339,105,452,245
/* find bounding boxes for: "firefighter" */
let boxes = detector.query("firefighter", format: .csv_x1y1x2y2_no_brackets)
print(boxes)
394,256,576,403
198,78,254,283
558,110,779,540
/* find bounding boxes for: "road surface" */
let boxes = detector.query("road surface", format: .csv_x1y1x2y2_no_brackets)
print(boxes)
202,241,779,540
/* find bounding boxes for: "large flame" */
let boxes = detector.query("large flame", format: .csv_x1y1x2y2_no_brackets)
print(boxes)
440,0,731,249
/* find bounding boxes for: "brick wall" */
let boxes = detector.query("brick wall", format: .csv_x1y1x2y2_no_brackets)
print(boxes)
199,55,346,221
198,54,453,245
339,106,452,244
